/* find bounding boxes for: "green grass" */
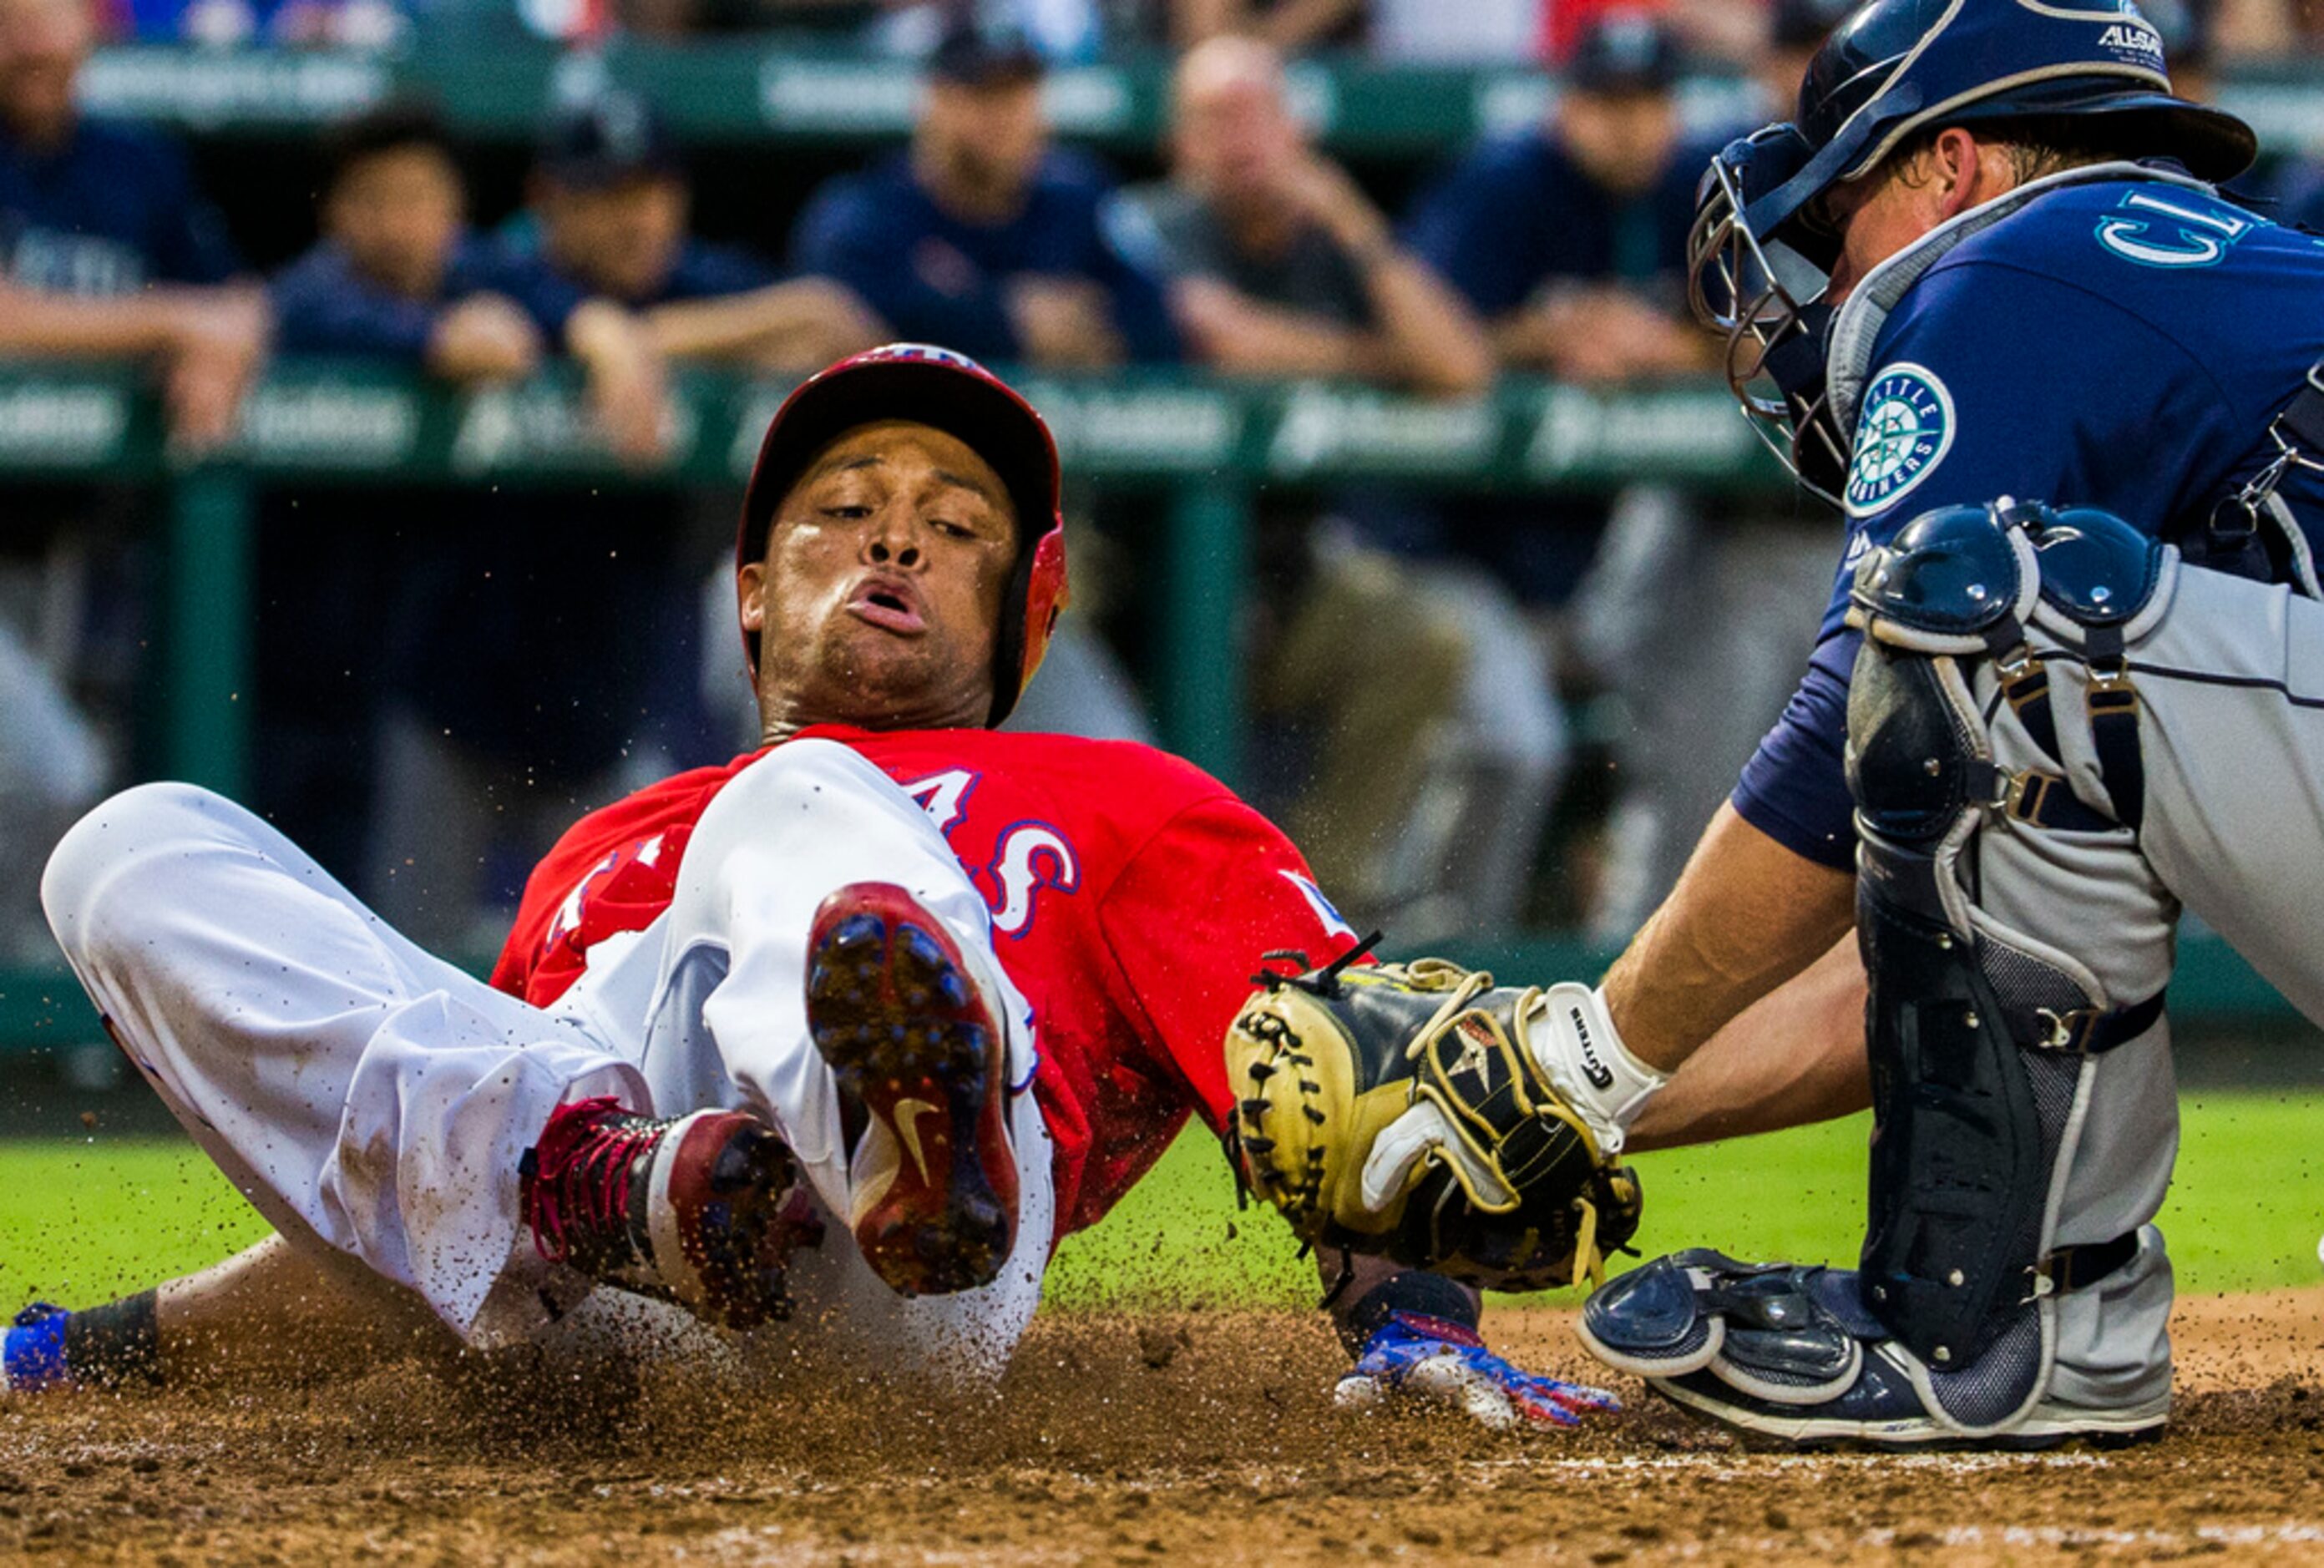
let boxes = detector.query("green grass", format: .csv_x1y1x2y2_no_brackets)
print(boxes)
2,1093,2317,1312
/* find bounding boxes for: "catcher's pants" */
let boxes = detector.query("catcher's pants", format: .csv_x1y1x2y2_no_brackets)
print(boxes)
40,740,1054,1377
1962,559,2324,1414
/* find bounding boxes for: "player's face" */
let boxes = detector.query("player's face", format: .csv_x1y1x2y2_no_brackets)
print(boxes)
919,78,1048,211
1172,65,1299,207
327,145,464,300
1559,88,1678,198
742,420,1019,736
1820,174,1927,304
538,174,687,304
0,0,89,145
1822,129,2008,304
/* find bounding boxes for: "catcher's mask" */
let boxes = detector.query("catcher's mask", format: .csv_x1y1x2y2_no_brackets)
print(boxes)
1689,0,2256,507
737,343,1069,727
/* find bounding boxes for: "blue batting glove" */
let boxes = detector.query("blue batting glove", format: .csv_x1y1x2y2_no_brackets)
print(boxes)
1335,1312,1620,1431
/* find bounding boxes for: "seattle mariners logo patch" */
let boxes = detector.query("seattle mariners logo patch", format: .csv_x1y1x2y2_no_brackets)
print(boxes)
1846,363,1956,518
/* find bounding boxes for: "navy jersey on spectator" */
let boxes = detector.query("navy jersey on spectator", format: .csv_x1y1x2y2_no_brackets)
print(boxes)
1733,176,2324,869
272,235,509,359
487,234,777,339
1401,128,1709,316
0,119,240,294
790,149,1178,363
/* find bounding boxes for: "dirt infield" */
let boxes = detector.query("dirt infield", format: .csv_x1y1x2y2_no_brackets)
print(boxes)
0,1287,2316,1564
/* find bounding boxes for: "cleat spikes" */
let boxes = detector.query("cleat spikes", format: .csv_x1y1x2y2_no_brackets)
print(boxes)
805,882,1019,1299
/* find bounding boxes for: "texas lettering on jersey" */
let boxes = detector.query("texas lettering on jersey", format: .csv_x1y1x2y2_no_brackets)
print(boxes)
899,769,1081,936
493,725,1357,1237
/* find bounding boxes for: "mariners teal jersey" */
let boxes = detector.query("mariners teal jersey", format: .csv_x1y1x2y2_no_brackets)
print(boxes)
1734,175,2324,867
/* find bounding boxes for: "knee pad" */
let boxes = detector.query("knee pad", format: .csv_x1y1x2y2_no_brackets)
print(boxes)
41,781,238,952
1841,500,2167,1426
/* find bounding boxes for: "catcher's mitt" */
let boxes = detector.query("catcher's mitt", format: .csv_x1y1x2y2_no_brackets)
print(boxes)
1223,941,1641,1292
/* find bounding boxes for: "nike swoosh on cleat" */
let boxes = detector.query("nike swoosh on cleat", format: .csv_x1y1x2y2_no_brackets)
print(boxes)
894,1097,939,1182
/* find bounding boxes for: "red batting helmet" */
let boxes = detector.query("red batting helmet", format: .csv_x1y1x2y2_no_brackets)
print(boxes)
737,344,1069,727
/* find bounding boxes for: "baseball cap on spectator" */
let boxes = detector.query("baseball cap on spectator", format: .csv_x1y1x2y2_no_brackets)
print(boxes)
324,100,455,191
1770,0,1856,51
929,13,1046,86
1567,10,1679,94
539,93,680,189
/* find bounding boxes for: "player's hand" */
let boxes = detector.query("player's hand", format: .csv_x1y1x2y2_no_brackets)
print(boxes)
566,300,671,468
1514,285,1706,385
1005,276,1126,371
427,294,543,385
1334,1312,1620,1432
1280,153,1394,259
162,287,270,451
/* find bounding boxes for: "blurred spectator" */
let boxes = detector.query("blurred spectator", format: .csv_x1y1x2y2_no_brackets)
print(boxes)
0,0,265,956
2215,0,2321,57
122,0,407,47
273,104,541,383
2231,0,2324,225
1167,0,1364,49
1758,0,1855,114
790,15,1177,367
327,100,676,947
1131,36,1488,392
557,0,1102,58
0,0,267,448
1405,9,1710,385
2148,0,2219,99
0,569,104,958
1400,11,1830,939
1107,38,1558,935
1369,0,1536,63
505,96,881,377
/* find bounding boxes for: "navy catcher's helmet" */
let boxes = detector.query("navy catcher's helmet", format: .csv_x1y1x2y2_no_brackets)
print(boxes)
1689,0,2256,503
737,344,1068,728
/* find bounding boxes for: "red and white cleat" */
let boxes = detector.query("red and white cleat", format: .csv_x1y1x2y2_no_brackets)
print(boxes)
805,882,1020,1297
519,1097,817,1329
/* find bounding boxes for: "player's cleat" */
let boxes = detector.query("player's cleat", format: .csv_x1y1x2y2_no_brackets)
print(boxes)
1645,1358,2170,1452
805,881,1019,1297
1,1303,73,1393
519,1097,815,1329
1579,1251,2169,1451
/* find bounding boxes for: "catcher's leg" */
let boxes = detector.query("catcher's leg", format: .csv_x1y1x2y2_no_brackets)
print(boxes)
549,738,1055,1381
39,782,647,1348
2124,560,2324,1020
1583,503,2180,1446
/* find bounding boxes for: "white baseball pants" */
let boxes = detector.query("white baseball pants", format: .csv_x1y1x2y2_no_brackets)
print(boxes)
40,740,1052,1378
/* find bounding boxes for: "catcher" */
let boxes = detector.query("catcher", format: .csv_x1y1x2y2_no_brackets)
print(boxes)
9,345,1636,1429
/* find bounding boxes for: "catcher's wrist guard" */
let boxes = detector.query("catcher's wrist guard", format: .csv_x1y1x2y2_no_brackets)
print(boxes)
1523,982,1667,1156
1223,941,1643,1292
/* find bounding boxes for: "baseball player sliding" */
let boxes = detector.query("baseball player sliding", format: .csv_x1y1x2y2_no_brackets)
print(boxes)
5,345,1625,1430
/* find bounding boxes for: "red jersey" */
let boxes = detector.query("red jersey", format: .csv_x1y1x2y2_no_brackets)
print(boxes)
492,725,1360,1238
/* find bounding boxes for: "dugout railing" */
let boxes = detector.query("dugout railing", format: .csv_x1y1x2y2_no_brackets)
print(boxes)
0,359,2295,1053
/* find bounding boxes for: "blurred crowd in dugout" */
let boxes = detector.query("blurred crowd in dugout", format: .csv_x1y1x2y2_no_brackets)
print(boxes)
2,0,2321,961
